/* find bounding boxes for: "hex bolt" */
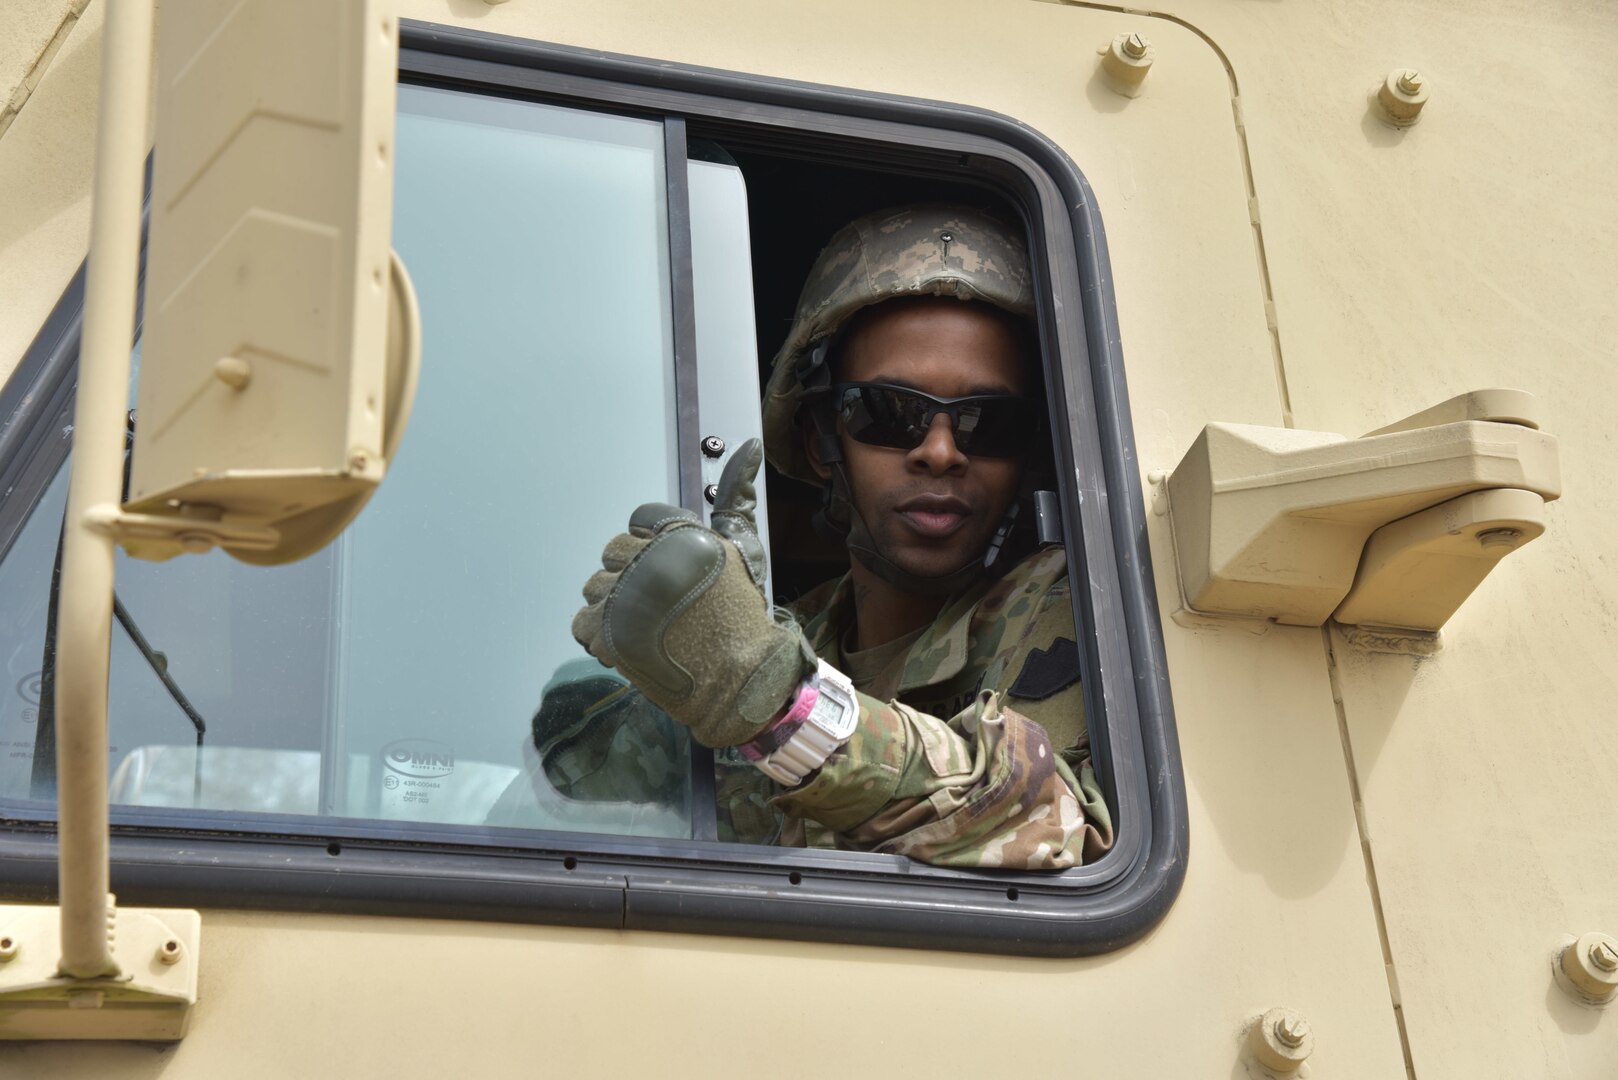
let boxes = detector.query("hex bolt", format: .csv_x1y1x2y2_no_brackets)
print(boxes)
1100,32,1154,96
1249,1008,1314,1074
703,484,719,505
1477,527,1522,550
1560,931,1618,1003
1591,940,1618,973
1274,1015,1311,1048
0,935,18,962
158,938,183,966
701,435,726,458
1377,67,1430,127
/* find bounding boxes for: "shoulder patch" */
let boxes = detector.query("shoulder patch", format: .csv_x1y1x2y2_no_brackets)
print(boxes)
1007,636,1081,701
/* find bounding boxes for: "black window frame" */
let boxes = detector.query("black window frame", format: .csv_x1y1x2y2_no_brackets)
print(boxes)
0,22,1185,957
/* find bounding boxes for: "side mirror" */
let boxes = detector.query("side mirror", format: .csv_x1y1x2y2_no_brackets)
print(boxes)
119,0,418,565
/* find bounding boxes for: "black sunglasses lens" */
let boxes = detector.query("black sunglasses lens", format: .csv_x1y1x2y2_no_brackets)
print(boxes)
840,386,934,449
952,399,1037,456
838,385,1036,457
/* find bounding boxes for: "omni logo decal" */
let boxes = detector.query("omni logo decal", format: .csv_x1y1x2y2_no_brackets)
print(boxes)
380,738,455,779
16,672,42,707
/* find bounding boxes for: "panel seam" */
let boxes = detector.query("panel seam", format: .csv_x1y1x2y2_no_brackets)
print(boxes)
0,0,92,143
1322,624,1419,1080
1044,0,1295,427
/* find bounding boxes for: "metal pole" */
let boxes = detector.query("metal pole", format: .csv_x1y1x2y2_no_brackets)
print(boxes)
54,0,157,979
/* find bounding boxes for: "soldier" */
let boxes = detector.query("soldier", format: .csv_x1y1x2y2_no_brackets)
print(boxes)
559,204,1112,869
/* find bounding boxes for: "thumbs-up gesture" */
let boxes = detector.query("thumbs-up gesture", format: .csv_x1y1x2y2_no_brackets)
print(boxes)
570,439,818,748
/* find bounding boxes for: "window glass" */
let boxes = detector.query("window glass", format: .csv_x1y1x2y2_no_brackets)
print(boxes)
0,87,693,838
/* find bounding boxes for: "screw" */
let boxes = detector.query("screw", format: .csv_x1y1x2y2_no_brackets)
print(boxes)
1397,70,1424,94
701,435,726,458
703,484,719,505
1122,32,1148,59
1274,1015,1310,1048
0,935,17,961
1591,940,1618,973
158,938,183,966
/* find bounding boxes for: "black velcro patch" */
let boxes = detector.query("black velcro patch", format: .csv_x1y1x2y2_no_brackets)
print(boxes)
1008,637,1081,701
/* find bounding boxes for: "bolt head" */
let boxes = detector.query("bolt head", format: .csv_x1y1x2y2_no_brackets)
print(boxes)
158,938,184,965
1378,68,1430,126
0,935,18,961
1560,932,1618,1002
1592,940,1618,973
1123,32,1148,58
700,435,726,458
703,484,719,505
1275,1015,1310,1048
1250,1008,1314,1072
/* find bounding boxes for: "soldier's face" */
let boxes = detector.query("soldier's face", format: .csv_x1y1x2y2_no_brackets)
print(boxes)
812,297,1029,582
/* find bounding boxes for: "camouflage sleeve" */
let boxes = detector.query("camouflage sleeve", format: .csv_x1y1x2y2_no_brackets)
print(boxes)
770,689,1112,869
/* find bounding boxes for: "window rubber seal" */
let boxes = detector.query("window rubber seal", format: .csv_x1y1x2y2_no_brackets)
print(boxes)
0,22,1186,957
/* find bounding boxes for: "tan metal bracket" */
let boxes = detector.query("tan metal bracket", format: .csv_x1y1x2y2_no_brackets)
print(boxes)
0,901,200,1039
1166,389,1560,629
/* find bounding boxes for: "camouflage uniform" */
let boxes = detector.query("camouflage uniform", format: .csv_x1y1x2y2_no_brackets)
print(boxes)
534,204,1113,870
534,544,1113,870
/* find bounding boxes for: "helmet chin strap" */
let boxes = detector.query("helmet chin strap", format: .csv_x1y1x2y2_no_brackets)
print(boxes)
806,406,1012,600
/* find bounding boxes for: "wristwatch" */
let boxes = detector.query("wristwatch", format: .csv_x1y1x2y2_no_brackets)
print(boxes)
739,659,859,787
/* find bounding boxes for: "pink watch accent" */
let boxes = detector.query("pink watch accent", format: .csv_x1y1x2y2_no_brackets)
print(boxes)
736,679,819,763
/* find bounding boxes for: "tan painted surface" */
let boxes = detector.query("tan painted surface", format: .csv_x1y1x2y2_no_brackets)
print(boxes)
1147,0,1618,1075
0,0,1612,1075
0,0,81,135
0,0,100,389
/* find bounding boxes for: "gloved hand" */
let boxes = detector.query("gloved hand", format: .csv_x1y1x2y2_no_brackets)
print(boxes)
570,439,818,748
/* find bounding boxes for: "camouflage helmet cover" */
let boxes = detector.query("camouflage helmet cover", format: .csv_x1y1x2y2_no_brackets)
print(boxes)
761,204,1035,484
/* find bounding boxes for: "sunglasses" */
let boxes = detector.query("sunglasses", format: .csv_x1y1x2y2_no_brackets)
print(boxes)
831,382,1041,457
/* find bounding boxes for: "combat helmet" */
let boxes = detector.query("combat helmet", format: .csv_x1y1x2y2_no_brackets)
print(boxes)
761,204,1040,594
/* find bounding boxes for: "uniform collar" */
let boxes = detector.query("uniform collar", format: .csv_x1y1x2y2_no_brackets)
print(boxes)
796,546,1068,695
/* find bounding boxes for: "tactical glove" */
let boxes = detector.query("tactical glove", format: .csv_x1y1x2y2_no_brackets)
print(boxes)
570,439,818,748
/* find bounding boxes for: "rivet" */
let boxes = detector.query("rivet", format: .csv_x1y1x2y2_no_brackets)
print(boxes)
213,356,251,390
0,935,18,961
158,938,183,965
938,231,954,244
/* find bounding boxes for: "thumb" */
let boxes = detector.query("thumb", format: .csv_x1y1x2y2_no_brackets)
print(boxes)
711,438,763,524
709,438,768,586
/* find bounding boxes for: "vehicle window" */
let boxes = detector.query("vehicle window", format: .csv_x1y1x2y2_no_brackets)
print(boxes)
0,85,701,838
0,30,1186,955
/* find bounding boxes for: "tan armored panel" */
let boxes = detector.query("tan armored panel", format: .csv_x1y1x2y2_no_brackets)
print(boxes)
126,0,414,564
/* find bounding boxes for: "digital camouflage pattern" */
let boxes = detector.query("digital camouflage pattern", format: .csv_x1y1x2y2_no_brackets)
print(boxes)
532,546,1114,870
761,204,1035,485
